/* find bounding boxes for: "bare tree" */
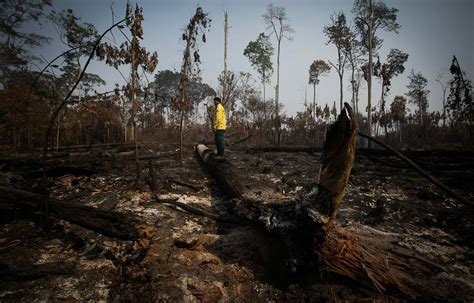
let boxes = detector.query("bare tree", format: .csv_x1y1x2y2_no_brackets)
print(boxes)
263,4,294,145
177,7,211,165
308,60,331,121
97,4,158,186
352,0,400,146
324,12,351,111
435,69,449,127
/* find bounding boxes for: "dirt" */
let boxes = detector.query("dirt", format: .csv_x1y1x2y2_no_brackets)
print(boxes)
0,145,473,302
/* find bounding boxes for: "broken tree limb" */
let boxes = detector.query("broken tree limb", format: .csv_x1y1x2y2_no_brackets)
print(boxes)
357,131,471,206
169,178,204,192
0,186,139,240
155,196,241,224
230,134,253,146
195,103,455,300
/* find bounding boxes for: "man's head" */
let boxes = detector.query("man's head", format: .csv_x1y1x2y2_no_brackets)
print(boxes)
213,97,221,106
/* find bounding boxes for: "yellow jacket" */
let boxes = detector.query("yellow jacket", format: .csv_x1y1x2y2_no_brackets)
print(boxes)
213,103,226,131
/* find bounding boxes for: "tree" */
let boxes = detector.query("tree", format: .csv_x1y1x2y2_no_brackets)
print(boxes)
149,70,214,125
243,33,274,104
352,0,400,145
0,0,52,87
390,95,407,146
447,56,473,145
374,48,408,141
447,56,473,125
177,7,211,164
217,71,254,121
97,4,158,185
308,60,331,121
0,0,52,150
49,9,103,98
331,101,338,121
263,4,294,145
324,12,351,110
406,70,429,126
323,103,331,129
435,69,449,127
346,26,364,114
243,93,275,152
48,9,106,149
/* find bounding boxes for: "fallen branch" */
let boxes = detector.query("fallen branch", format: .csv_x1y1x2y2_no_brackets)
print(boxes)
155,196,240,224
357,131,471,206
169,178,204,192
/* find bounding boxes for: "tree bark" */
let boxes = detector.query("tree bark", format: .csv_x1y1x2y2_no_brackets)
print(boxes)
0,186,139,240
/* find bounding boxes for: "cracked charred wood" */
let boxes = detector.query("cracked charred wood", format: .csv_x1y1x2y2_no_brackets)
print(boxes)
0,186,139,240
196,103,450,300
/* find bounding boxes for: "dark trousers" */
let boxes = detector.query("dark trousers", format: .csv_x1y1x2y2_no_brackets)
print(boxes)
215,130,225,156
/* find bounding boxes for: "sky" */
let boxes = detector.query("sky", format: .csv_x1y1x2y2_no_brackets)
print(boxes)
26,0,474,116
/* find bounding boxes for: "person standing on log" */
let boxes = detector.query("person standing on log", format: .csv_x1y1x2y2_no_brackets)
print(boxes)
213,97,226,157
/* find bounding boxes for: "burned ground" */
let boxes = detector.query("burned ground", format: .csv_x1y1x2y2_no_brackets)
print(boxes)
0,144,473,302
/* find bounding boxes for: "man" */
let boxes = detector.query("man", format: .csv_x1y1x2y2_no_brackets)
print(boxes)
213,97,226,157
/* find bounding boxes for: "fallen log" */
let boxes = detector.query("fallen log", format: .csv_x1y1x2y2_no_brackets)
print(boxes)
196,103,455,300
0,186,139,240
246,145,322,153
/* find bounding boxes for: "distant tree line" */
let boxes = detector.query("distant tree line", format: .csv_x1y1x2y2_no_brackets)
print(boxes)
0,0,472,154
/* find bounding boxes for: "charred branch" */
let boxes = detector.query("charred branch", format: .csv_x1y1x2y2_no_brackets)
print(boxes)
0,186,139,240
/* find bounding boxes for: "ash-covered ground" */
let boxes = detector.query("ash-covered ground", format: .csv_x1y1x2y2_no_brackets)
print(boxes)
0,145,473,302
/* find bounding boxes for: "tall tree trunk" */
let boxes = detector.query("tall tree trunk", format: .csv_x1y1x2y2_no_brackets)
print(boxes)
313,83,316,121
223,12,228,103
351,60,356,112
338,48,344,111
179,105,184,165
276,37,281,146
367,0,373,148
131,37,141,187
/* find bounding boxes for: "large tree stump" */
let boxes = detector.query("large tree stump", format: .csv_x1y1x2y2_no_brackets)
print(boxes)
196,103,457,300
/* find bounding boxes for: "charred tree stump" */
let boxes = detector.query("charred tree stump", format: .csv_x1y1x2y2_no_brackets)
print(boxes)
196,103,452,300
0,186,139,240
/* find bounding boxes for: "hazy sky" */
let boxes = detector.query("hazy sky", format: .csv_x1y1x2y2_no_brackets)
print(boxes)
29,0,474,116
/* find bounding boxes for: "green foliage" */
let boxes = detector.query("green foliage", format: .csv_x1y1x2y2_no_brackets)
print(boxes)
324,12,351,54
0,0,52,86
406,70,430,124
49,9,106,95
352,0,400,52
150,70,214,111
243,33,274,84
390,95,407,123
308,60,331,86
374,48,408,91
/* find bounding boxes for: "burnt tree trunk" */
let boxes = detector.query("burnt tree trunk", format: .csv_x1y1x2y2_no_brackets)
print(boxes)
0,186,139,240
196,103,452,300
